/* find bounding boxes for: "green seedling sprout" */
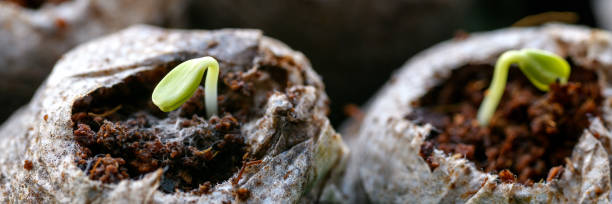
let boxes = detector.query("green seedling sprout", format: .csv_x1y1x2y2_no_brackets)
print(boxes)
477,49,570,126
152,56,219,117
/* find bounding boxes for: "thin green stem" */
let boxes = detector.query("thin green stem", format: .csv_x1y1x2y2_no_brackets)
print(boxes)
477,51,522,126
200,57,219,117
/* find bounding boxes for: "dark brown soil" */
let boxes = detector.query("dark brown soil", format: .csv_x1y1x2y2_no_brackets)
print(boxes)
3,0,70,9
236,187,250,200
413,63,602,184
23,160,33,171
71,60,289,193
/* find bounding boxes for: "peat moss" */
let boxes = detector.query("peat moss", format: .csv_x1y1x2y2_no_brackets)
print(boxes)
413,63,602,184
71,60,288,193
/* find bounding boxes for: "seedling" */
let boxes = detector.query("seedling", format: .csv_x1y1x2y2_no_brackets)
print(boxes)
152,56,219,117
477,49,570,126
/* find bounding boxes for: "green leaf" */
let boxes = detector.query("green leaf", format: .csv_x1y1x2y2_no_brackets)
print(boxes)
152,56,219,117
477,49,570,126
517,49,570,91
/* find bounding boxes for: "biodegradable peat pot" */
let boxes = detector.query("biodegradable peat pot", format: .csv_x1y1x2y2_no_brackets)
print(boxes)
328,24,612,203
0,25,347,203
0,0,187,123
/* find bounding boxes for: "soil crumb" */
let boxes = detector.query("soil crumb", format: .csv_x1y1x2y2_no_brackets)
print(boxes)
23,160,33,170
236,187,250,200
498,169,516,183
413,64,602,184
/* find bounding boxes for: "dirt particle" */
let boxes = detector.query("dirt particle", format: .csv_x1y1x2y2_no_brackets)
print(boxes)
461,190,478,199
194,181,212,195
343,104,364,120
593,132,601,139
43,114,48,121
284,170,293,180
480,177,489,188
463,167,471,175
23,160,33,170
455,144,475,160
453,30,470,41
498,170,516,183
207,41,219,48
54,17,67,29
232,160,262,185
88,154,129,183
524,179,534,186
546,166,564,182
236,188,250,200
594,186,604,196
410,100,419,107
419,141,439,171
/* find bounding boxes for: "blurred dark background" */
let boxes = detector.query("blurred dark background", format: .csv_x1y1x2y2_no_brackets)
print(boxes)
0,0,603,127
188,0,598,126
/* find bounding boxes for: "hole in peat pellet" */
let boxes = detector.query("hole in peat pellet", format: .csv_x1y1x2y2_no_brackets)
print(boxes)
71,61,289,194
412,63,603,184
